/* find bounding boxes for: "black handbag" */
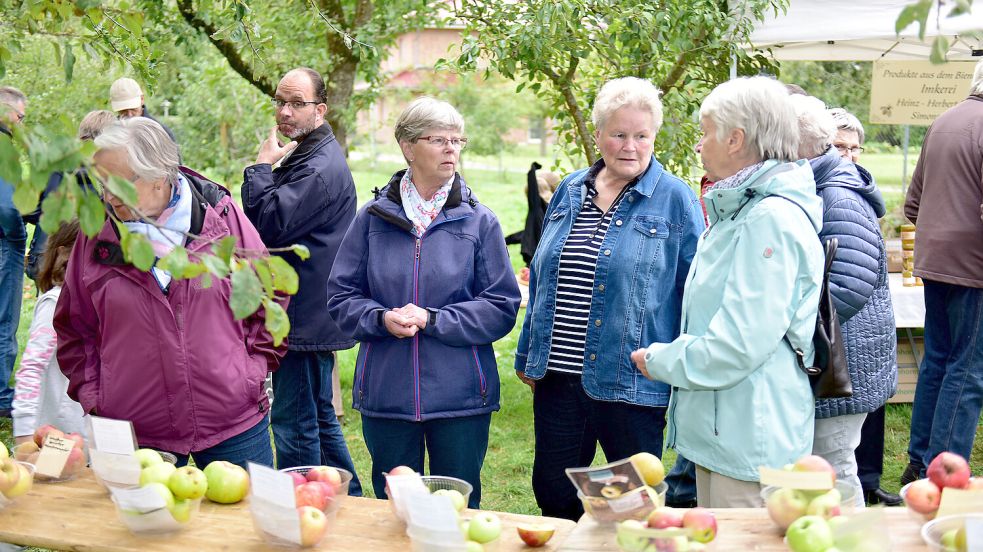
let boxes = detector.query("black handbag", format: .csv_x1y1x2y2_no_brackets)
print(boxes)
784,237,852,399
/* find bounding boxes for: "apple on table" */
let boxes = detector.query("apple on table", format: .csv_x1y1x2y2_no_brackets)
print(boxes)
203,461,250,504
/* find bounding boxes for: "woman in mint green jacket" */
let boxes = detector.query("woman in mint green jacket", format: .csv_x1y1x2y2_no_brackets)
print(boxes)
632,77,825,508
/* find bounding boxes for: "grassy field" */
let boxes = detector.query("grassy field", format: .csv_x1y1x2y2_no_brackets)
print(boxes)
1,149,978,520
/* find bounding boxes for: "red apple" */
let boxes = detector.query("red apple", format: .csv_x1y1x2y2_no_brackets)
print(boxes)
297,505,328,546
63,446,86,475
306,466,341,486
646,507,684,529
288,471,307,488
805,488,842,520
793,455,837,484
516,523,556,547
927,452,971,490
33,425,64,448
312,481,336,503
682,507,717,543
966,477,983,491
905,478,942,514
387,465,416,476
64,433,85,450
295,482,329,511
766,487,809,530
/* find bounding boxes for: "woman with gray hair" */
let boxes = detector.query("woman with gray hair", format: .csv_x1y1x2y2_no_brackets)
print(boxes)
515,77,703,520
790,96,897,508
54,117,287,469
632,76,824,507
327,97,520,508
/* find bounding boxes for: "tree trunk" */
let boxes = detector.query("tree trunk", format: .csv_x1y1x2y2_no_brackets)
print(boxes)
558,83,596,165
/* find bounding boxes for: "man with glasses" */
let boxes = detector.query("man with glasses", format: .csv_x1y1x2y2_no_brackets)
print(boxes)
241,68,362,494
0,86,28,418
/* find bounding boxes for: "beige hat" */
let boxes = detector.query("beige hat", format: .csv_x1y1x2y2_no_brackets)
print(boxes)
109,78,143,112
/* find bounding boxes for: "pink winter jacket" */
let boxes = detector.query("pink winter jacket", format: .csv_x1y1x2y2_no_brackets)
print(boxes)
54,172,288,454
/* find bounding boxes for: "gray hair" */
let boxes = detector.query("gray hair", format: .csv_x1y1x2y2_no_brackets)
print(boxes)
94,117,180,183
699,76,799,163
971,58,983,96
0,86,26,108
592,77,664,134
394,97,465,144
790,95,836,159
77,110,117,141
828,107,865,144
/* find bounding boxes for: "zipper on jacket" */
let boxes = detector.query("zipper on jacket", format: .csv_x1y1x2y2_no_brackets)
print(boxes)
412,237,422,421
471,346,488,406
357,343,372,403
712,390,719,436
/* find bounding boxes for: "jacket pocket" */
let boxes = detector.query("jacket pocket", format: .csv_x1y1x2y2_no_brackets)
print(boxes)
356,343,372,405
471,346,488,406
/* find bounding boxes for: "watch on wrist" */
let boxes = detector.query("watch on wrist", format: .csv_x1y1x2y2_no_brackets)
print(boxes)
426,307,438,328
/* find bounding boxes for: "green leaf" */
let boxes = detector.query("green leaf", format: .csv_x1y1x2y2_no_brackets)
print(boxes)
253,258,274,296
895,0,931,38
63,44,75,82
201,253,230,279
0,137,20,186
158,248,191,278
262,298,290,347
104,174,138,207
201,272,213,289
212,235,237,264
266,255,299,295
230,265,263,320
125,234,156,271
949,0,972,16
930,35,949,64
40,191,75,233
78,191,106,237
291,244,310,260
12,181,38,214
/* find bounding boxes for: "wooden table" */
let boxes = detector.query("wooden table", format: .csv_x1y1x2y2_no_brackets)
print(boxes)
560,507,929,550
0,470,575,551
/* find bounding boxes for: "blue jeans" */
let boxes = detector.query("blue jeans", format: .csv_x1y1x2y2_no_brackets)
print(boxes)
361,413,491,509
665,455,697,506
908,279,983,473
531,371,667,521
168,415,274,470
271,350,362,496
0,234,25,411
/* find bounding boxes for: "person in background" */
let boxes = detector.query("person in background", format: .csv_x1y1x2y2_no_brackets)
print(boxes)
241,67,361,493
0,85,28,419
327,97,520,509
829,107,903,507
790,95,897,508
13,221,85,443
632,76,824,507
902,59,983,486
109,77,176,142
516,77,703,520
505,162,561,268
55,118,286,469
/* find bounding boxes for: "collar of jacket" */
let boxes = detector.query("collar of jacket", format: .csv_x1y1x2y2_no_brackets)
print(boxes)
704,160,795,224
280,123,335,169
570,155,665,200
367,169,475,232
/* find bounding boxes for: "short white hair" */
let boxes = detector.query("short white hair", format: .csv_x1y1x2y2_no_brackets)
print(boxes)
971,58,983,96
394,97,465,144
699,76,799,163
95,118,180,184
591,77,664,134
790,95,836,159
828,107,865,144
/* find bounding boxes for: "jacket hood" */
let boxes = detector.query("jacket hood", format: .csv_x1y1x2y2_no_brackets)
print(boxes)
810,148,886,218
705,159,823,232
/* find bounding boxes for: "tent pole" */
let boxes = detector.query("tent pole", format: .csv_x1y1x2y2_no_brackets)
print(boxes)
902,124,910,196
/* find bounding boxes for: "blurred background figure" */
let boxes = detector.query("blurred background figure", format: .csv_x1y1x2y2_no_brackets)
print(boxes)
109,77,176,142
505,162,561,269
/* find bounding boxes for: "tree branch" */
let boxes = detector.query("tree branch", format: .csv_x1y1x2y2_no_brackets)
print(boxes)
659,24,709,93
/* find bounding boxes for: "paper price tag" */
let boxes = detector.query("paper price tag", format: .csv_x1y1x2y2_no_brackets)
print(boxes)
88,416,137,455
758,466,834,490
35,435,72,478
966,518,983,551
248,463,296,509
110,486,169,513
89,450,141,487
937,488,983,518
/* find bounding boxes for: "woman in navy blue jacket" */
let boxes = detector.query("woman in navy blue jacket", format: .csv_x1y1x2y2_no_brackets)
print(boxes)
326,98,520,508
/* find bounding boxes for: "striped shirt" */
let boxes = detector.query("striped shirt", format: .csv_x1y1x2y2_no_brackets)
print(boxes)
546,171,632,374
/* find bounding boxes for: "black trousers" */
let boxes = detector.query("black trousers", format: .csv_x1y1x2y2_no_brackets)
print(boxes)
855,405,886,491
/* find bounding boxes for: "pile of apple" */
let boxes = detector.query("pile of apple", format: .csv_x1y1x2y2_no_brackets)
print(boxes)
765,455,844,531
903,451,978,520
0,442,33,503
15,424,86,480
286,466,344,513
129,449,209,523
616,507,718,551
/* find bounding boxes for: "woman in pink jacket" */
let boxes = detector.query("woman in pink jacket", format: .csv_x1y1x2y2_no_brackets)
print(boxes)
54,118,287,468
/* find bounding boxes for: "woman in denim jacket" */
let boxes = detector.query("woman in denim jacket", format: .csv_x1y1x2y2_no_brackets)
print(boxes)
515,77,704,521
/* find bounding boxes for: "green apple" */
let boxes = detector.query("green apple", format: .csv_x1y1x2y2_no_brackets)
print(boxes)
3,463,31,498
143,482,175,511
298,505,328,547
140,461,176,487
765,486,809,530
168,466,208,500
786,515,834,552
805,488,842,519
0,442,8,460
465,541,484,552
0,458,21,495
616,519,649,552
468,512,502,544
169,497,195,523
134,448,165,469
433,488,466,512
203,461,249,504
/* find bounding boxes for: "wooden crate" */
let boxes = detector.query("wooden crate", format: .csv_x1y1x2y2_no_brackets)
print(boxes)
888,334,922,404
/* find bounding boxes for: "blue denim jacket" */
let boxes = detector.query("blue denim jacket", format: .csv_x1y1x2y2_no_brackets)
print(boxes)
515,156,703,407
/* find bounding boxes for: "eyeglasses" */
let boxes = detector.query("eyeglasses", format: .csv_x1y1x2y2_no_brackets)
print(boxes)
834,144,864,154
417,136,468,150
271,98,320,110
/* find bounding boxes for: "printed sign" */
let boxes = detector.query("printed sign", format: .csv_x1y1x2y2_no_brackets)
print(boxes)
870,60,977,125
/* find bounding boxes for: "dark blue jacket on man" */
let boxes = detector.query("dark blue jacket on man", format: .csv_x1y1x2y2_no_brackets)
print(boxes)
326,172,520,421
810,148,897,418
242,123,356,351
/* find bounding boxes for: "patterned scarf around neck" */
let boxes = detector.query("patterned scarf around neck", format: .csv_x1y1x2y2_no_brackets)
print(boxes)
123,174,192,290
399,168,453,237
709,161,766,191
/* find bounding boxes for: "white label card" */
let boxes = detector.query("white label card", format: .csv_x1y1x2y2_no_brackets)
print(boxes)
110,486,168,513
937,488,983,519
965,518,983,551
248,463,296,509
35,435,72,478
89,416,137,455
758,466,834,490
251,497,302,545
89,450,141,487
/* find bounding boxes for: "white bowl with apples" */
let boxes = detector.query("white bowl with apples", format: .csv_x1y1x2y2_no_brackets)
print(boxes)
281,465,352,515
421,475,473,511
901,451,978,522
760,454,859,532
251,504,332,549
616,506,718,552
13,425,87,482
921,513,983,552
110,454,210,534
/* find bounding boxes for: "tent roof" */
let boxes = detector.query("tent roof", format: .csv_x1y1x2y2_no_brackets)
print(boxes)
747,0,983,60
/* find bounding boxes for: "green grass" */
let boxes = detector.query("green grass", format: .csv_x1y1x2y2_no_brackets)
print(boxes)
1,150,977,523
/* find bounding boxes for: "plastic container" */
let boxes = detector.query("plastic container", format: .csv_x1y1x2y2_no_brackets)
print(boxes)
92,450,177,492
280,466,352,515
615,521,691,552
760,480,859,531
388,474,473,521
579,482,668,524
251,505,335,549
900,480,941,522
0,461,36,508
110,495,201,535
13,441,87,483
921,513,983,551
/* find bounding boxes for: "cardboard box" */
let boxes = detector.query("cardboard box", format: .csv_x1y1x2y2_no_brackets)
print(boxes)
886,238,903,273
888,334,923,404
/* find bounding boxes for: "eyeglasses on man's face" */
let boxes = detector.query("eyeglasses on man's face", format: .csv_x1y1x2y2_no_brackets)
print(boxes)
834,144,864,154
271,98,320,111
417,135,469,150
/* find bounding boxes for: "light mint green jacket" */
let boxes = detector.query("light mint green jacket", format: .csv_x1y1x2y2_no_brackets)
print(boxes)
643,160,825,482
